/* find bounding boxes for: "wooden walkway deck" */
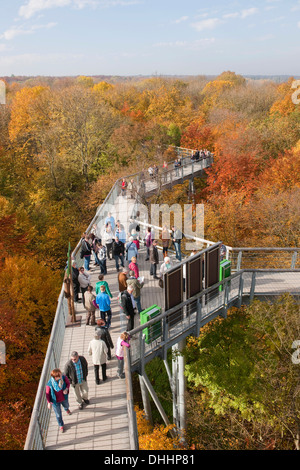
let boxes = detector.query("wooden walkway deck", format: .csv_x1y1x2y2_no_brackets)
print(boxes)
44,195,174,450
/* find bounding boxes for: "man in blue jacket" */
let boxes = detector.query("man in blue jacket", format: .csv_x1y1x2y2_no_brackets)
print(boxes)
96,285,112,328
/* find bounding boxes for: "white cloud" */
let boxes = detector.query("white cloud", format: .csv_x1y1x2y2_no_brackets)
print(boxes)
1,22,57,40
153,38,215,49
173,16,189,24
98,0,142,5
191,18,223,31
19,0,72,19
18,0,139,18
223,12,239,19
240,8,259,19
223,8,259,20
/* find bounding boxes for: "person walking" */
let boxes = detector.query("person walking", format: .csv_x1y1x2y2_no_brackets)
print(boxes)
78,266,91,307
97,242,107,275
171,226,182,262
115,332,130,379
95,274,112,298
72,261,80,303
118,267,129,293
46,369,71,433
88,331,108,385
145,227,152,261
64,352,89,410
95,319,114,360
161,226,170,258
105,212,115,231
121,178,127,196
84,285,97,326
126,271,144,314
150,239,159,279
95,285,112,328
112,236,125,272
115,221,126,244
103,224,114,261
81,234,92,271
121,285,135,331
128,179,136,199
128,256,139,279
125,237,138,264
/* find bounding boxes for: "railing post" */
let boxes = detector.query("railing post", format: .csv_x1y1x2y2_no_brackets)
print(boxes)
220,281,229,319
249,271,256,302
124,346,139,450
237,273,244,308
291,251,298,269
237,250,243,271
196,297,202,335
162,316,169,361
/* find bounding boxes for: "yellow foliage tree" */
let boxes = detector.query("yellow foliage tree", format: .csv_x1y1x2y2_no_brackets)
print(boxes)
270,77,297,116
8,86,50,146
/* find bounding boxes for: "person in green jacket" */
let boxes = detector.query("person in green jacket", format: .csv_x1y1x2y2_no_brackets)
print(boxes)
95,274,113,298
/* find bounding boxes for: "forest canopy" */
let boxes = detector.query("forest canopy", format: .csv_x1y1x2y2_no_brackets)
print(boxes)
0,71,299,449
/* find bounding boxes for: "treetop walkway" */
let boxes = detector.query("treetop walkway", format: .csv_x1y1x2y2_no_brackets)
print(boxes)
24,146,300,451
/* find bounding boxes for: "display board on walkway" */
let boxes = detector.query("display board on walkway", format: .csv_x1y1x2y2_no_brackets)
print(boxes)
164,265,184,327
186,253,203,299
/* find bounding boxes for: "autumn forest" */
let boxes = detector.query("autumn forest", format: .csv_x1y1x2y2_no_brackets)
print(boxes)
0,71,300,450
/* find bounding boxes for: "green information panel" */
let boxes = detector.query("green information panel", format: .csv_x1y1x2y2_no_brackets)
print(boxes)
219,259,231,292
140,304,162,344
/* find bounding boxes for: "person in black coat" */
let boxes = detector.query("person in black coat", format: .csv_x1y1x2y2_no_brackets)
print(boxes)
81,234,92,271
95,319,114,360
121,286,135,331
149,239,159,279
71,261,80,303
112,236,125,272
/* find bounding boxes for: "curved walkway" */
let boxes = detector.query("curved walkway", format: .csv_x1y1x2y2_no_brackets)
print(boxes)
44,196,174,450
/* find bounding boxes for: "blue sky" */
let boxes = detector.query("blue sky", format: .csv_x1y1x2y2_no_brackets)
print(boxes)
0,0,299,76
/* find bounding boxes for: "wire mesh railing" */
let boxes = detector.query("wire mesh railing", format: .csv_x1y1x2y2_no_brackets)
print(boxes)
229,248,300,271
128,268,300,370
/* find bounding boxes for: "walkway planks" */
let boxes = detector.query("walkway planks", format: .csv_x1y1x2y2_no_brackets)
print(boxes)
44,194,175,450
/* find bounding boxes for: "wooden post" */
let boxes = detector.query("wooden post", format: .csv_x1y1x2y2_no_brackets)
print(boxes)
64,242,76,324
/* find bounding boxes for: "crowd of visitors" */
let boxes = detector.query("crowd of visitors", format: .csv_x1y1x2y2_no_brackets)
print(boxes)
46,154,202,434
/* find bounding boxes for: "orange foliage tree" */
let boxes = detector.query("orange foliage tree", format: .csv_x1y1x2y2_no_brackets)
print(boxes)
135,406,185,450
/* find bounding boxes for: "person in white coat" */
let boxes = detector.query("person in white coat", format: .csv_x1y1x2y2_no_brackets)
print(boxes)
159,257,172,277
88,331,108,385
78,267,91,307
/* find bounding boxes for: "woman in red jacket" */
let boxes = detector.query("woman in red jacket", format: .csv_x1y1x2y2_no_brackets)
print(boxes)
128,256,139,279
46,369,71,433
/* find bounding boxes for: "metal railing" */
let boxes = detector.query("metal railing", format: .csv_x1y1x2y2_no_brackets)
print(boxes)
24,285,69,450
128,268,300,371
229,247,300,271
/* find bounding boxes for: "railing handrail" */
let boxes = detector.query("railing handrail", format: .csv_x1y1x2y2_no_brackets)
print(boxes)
231,247,300,252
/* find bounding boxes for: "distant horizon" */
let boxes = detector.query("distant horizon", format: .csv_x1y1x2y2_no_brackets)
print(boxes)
2,73,300,81
0,1,299,77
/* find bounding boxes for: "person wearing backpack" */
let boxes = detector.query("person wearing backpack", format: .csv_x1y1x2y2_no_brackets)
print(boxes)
125,237,138,264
